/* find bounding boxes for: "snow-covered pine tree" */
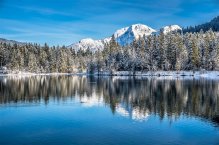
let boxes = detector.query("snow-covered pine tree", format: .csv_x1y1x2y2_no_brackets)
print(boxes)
28,53,38,72
157,31,167,70
175,33,188,70
166,33,177,70
191,34,201,70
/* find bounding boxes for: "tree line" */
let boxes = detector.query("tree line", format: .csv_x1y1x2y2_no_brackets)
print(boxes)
183,16,219,33
0,29,219,73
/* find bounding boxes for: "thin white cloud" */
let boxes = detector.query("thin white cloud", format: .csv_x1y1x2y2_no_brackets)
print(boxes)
14,5,74,16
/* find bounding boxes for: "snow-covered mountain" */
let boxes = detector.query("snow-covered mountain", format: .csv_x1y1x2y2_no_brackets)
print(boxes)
70,38,105,52
160,25,182,34
68,24,181,52
113,24,156,45
69,24,156,51
0,38,25,45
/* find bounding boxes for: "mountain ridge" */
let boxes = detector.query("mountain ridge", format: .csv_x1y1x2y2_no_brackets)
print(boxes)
0,38,25,45
183,16,219,33
68,24,182,52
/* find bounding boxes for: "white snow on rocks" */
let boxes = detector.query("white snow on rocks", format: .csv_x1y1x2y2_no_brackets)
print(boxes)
115,24,156,46
69,38,104,52
160,25,182,34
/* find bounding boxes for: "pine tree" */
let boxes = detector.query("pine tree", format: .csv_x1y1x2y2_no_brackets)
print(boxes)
139,36,147,71
175,33,188,70
146,35,153,71
0,43,6,67
28,53,38,72
166,33,177,70
157,32,166,70
59,47,68,72
151,34,159,71
191,35,201,70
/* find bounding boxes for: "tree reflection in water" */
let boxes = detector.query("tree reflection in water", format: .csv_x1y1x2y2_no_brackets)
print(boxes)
0,76,218,124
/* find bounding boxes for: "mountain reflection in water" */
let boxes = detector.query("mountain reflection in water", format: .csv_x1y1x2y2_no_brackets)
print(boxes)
0,76,218,125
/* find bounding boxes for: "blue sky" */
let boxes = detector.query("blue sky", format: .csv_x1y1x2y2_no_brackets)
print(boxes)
0,0,219,46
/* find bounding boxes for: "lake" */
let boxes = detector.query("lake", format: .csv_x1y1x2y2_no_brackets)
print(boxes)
0,76,219,145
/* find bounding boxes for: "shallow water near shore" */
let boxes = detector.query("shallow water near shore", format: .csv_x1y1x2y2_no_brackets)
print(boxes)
0,76,219,145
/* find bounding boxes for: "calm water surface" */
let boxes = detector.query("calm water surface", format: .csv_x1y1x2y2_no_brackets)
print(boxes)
0,76,219,145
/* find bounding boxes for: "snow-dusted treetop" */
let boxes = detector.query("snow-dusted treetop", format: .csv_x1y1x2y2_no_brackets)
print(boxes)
69,24,181,52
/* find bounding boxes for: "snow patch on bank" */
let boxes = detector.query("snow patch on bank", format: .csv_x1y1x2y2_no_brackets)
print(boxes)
1,71,219,79
95,71,219,78
0,72,88,77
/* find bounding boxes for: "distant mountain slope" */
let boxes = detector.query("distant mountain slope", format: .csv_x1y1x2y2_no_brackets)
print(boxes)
183,16,219,33
114,24,156,46
160,25,182,34
0,38,25,45
69,24,181,52
70,38,105,52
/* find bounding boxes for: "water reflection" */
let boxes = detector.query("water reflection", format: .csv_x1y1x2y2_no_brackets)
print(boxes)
0,76,219,124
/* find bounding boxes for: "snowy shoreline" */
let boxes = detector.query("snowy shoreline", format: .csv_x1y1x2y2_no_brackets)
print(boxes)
0,71,219,78
0,72,85,77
